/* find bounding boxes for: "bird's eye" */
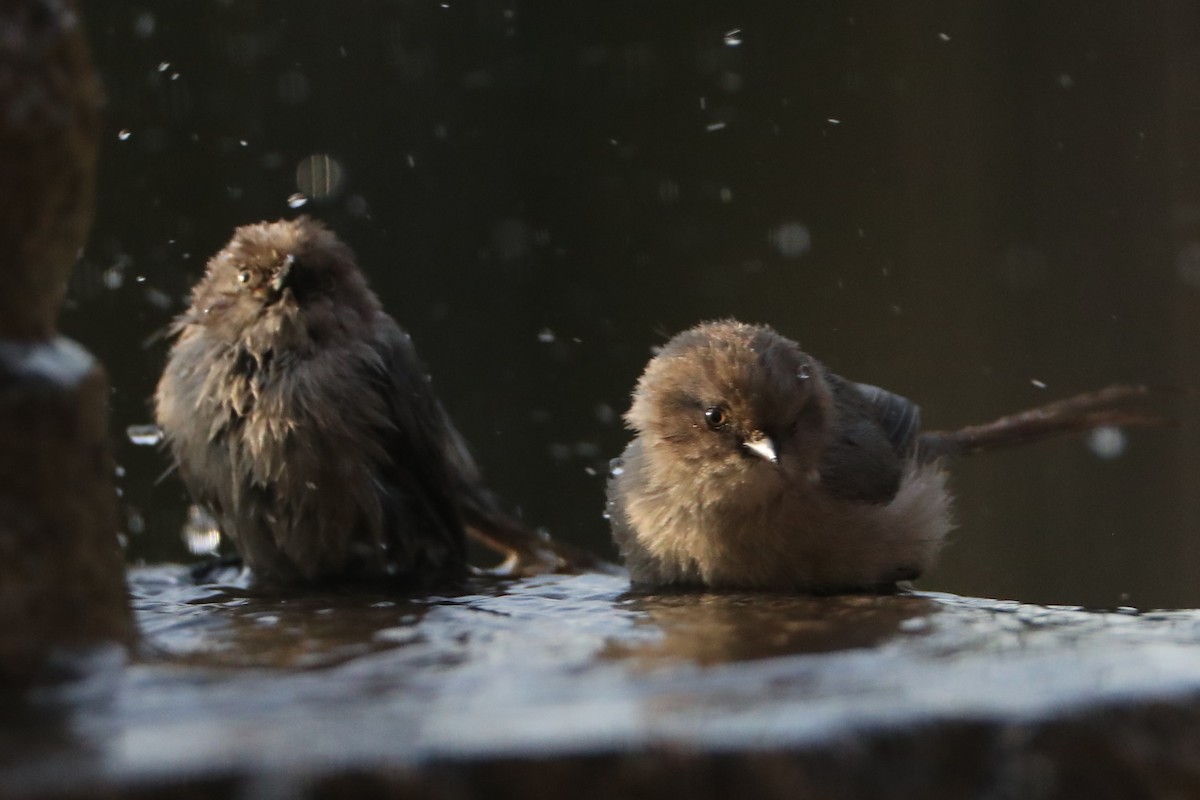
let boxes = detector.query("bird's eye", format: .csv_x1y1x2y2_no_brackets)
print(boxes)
704,406,728,430
237,270,252,285
797,363,811,381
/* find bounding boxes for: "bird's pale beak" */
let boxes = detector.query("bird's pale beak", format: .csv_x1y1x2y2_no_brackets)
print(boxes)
742,431,779,464
270,254,296,293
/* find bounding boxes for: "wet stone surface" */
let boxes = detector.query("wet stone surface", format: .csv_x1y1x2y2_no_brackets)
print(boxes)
5,569,1200,798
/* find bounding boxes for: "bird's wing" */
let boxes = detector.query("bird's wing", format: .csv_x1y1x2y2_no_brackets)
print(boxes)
366,321,469,575
851,381,922,455
815,375,920,504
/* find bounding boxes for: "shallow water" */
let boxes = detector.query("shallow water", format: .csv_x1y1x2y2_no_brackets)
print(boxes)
7,567,1200,795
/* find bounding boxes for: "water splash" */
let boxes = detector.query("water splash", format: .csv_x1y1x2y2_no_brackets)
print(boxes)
126,424,163,446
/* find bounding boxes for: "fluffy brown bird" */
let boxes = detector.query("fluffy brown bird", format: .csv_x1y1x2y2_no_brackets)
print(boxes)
608,319,1166,593
156,217,578,585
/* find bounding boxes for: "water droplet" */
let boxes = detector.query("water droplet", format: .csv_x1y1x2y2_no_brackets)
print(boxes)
126,424,163,446
133,12,156,39
117,129,132,141
287,192,309,209
575,441,601,458
723,28,742,47
938,32,951,42
770,222,812,258
183,505,221,555
705,121,727,132
102,266,124,290
296,153,345,200
1030,379,1047,389
144,288,172,310
1088,426,1127,460
537,328,556,343
157,61,171,72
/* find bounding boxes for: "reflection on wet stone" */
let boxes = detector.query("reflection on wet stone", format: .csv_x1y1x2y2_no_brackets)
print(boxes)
609,592,938,665
6,570,1200,796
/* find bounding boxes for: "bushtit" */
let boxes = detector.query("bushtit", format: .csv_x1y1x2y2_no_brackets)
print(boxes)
608,319,1166,592
156,217,587,586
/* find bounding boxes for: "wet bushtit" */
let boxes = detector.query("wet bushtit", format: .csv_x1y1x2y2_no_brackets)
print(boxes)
156,217,585,585
608,319,1166,592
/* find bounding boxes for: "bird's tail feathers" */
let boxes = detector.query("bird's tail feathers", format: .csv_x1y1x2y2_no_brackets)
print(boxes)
917,384,1175,461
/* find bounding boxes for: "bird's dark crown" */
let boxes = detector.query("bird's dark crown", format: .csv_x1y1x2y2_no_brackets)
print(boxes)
215,216,357,302
626,320,829,468
176,216,380,342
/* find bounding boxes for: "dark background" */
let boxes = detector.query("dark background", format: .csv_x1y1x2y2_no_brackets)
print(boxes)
70,1,1200,608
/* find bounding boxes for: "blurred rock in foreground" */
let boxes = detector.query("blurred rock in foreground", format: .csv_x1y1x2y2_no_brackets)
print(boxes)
0,0,132,685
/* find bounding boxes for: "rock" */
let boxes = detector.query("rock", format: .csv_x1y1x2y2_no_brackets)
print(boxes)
0,338,134,684
0,0,132,684
0,0,102,340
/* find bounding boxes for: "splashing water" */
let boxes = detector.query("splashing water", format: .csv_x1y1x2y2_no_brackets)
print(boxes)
126,424,164,446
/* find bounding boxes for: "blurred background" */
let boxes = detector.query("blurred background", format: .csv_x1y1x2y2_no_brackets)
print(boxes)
71,1,1200,608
